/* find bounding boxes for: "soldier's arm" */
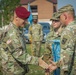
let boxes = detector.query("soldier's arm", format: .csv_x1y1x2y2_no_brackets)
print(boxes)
49,30,75,72
40,25,43,41
60,30,75,70
6,30,48,69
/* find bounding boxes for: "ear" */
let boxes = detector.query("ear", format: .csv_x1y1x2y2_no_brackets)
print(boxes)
64,13,67,20
16,16,19,21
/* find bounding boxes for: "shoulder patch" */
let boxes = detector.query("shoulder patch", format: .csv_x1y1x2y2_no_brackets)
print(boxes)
61,37,67,44
61,35,70,48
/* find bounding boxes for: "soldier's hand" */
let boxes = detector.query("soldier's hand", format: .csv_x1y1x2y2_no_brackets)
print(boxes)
38,57,49,69
48,60,57,72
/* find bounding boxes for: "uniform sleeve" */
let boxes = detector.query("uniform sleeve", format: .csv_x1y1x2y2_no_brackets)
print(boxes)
45,31,54,50
7,29,39,65
57,30,75,71
39,25,43,41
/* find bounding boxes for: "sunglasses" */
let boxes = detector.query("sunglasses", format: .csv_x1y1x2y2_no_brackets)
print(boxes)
52,20,60,22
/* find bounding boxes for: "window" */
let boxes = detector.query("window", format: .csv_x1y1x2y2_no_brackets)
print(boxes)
32,15,38,19
31,5,38,12
53,6,57,12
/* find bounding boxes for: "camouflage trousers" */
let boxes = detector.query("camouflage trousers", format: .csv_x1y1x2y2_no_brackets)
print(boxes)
31,41,42,57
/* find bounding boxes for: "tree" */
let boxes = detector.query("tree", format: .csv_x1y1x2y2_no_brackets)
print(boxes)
0,0,20,27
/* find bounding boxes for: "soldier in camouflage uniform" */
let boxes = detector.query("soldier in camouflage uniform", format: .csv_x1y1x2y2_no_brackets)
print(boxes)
49,4,76,75
29,17,43,57
45,12,64,56
44,12,64,75
0,6,48,75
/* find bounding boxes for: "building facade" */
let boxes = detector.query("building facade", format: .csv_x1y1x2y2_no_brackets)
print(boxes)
20,0,57,22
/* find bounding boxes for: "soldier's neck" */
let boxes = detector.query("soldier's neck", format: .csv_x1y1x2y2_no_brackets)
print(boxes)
54,26,62,35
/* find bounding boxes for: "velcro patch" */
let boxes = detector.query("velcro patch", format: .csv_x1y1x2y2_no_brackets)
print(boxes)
61,38,67,44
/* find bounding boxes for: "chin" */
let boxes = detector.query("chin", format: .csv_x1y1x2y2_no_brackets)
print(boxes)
21,25,24,27
53,26,57,29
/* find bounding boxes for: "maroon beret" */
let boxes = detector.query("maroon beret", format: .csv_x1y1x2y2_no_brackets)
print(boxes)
15,6,30,19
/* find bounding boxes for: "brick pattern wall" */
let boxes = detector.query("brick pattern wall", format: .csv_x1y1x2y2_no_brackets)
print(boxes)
23,0,57,21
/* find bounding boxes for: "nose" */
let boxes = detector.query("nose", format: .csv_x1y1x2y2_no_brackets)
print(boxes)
24,19,28,24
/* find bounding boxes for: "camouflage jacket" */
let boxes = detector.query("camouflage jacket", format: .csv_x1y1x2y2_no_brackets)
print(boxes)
0,22,39,75
59,21,76,75
44,26,63,63
46,26,63,48
29,23,43,41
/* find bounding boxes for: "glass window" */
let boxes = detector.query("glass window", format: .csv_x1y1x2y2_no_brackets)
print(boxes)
31,5,38,12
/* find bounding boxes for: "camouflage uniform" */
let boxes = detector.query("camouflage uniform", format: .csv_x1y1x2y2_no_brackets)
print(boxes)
45,12,64,60
56,5,76,75
44,12,64,75
29,23,43,57
45,27,63,58
59,21,76,75
0,22,39,75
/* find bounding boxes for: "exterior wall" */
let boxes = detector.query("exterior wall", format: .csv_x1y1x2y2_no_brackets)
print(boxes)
22,0,57,21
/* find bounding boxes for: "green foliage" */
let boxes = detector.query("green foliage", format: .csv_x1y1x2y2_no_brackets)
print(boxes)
0,0,21,26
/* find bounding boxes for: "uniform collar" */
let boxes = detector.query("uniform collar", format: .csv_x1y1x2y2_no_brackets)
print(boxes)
66,20,75,28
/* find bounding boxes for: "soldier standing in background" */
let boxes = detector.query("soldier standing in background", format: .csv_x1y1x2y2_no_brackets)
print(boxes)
49,4,76,75
29,17,43,57
0,6,48,75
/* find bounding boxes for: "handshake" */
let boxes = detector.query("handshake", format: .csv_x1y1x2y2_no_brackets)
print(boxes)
38,57,57,73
